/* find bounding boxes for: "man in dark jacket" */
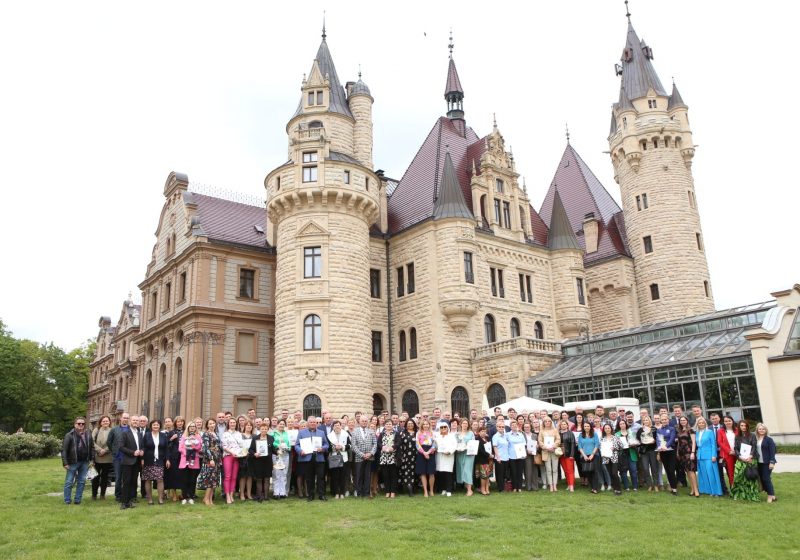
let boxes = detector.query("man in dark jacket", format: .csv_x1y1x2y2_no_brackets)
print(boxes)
62,417,94,504
118,418,144,510
105,412,130,502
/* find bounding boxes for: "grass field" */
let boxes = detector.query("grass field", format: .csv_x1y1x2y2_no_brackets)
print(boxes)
2,458,799,560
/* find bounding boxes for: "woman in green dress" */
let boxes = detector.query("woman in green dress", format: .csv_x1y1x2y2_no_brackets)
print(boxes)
455,418,476,496
730,420,760,502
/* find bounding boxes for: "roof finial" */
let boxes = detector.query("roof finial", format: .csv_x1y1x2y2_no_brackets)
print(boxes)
565,122,570,144
448,28,454,59
523,177,528,195
322,11,327,41
358,63,362,80
625,0,631,23
493,112,497,131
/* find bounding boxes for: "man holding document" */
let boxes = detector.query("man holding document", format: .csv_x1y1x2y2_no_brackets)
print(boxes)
295,416,329,501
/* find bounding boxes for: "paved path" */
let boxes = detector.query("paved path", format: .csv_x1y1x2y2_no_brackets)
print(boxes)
774,454,800,473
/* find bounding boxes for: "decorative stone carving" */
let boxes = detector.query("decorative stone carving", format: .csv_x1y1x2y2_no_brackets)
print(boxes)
439,298,479,332
626,151,642,172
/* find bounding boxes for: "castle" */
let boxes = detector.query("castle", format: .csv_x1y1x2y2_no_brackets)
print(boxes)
88,14,720,423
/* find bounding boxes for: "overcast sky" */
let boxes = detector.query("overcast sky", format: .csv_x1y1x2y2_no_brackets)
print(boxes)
1,1,796,350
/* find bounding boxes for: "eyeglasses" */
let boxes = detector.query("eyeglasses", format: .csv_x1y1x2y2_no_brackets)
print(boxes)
76,422,85,425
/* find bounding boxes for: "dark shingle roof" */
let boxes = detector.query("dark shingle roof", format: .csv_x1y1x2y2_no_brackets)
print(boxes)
186,193,268,249
619,22,667,100
667,81,687,110
444,58,463,96
292,36,353,120
433,152,473,221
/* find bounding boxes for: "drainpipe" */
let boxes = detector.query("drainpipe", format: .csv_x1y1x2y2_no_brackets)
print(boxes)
385,237,395,413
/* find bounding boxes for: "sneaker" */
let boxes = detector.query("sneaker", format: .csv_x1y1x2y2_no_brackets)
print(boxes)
188,499,194,505
182,499,187,505
446,492,452,497
441,490,447,496
345,491,350,497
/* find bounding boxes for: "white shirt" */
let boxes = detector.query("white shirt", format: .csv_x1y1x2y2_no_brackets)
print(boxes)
151,432,159,460
726,430,735,450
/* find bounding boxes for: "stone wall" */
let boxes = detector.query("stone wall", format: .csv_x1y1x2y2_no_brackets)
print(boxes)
586,257,640,334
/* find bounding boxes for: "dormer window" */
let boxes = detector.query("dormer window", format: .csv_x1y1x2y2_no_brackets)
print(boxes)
307,92,314,106
307,91,324,106
302,151,318,183
317,91,323,105
648,99,657,109
495,179,504,193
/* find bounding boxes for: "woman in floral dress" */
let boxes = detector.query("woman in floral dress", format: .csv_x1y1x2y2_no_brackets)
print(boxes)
397,419,418,497
676,416,699,497
731,420,760,502
197,418,221,506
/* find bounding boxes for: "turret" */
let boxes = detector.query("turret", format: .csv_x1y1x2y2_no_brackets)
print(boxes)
444,32,466,135
347,72,374,169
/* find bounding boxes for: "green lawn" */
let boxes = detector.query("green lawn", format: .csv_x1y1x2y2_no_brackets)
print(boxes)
2,458,799,560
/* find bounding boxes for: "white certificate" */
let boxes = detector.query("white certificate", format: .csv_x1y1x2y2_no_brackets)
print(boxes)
620,436,629,449
527,440,538,455
438,439,455,454
601,440,613,458
466,440,479,456
739,443,752,460
311,436,323,450
483,442,492,454
299,437,314,455
513,443,527,458
544,436,555,449
256,440,270,455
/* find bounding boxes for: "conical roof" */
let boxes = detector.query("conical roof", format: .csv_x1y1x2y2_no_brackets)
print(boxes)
433,152,473,220
548,191,581,251
292,33,353,119
667,81,687,110
619,22,667,100
444,58,464,96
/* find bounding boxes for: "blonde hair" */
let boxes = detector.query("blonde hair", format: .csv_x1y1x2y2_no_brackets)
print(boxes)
755,423,769,436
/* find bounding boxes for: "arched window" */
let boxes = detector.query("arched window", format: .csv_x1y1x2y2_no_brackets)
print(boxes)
303,314,322,350
160,337,169,354
402,390,419,417
302,394,322,419
534,321,544,340
173,358,183,416
308,120,323,129
484,314,496,343
372,393,385,416
487,383,506,408
451,386,469,418
510,318,520,338
399,331,407,361
409,327,417,359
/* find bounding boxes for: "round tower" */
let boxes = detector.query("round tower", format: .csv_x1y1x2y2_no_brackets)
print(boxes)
266,30,380,415
608,19,714,325
348,76,373,169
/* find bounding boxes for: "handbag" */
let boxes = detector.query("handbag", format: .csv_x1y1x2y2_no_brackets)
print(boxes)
534,452,543,465
744,464,759,481
581,457,595,472
328,452,344,469
86,465,98,480
555,447,564,457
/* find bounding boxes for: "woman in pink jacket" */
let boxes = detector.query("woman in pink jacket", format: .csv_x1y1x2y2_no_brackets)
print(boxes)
178,422,202,504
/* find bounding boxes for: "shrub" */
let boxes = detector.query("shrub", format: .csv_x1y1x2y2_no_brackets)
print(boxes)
0,432,62,462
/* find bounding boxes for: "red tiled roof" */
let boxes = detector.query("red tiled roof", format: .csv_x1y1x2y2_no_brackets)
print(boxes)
445,58,464,95
189,193,269,249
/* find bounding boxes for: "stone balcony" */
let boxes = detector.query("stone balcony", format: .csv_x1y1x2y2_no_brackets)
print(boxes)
471,337,562,360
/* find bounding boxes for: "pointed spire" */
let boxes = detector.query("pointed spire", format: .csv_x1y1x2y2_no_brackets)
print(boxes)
565,122,571,144
548,190,582,250
625,0,631,23
618,86,634,111
617,10,667,100
668,80,687,110
444,35,465,120
292,28,353,119
433,151,473,220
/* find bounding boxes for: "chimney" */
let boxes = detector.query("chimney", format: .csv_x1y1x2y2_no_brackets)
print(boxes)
583,212,599,254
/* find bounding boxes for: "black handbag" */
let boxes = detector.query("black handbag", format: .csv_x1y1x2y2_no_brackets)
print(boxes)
581,457,595,472
328,452,344,468
744,464,759,481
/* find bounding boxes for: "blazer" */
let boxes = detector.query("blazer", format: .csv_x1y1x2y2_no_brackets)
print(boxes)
716,428,737,459
759,436,777,466
142,431,169,467
734,432,760,462
559,430,576,458
61,429,94,466
538,428,562,461
294,428,329,462
352,426,378,462
119,427,143,466
695,429,718,461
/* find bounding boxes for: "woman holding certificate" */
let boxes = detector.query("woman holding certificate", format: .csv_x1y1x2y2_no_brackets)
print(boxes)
506,420,526,493
378,419,398,498
558,420,576,492
656,413,679,496
415,420,437,497
615,419,638,491
328,420,350,499
220,418,243,504
731,420,760,502
538,418,562,493
475,426,493,495
178,422,202,504
455,418,476,496
577,421,600,494
239,421,255,501
434,423,456,496
272,420,291,499
599,424,623,495
249,424,274,502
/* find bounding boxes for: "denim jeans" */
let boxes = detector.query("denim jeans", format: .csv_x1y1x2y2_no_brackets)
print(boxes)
113,458,123,501
64,461,89,503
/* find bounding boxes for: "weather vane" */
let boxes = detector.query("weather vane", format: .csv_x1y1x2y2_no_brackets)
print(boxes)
448,28,454,58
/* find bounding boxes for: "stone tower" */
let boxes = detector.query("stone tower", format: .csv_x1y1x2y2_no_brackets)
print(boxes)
608,16,714,325
265,27,380,415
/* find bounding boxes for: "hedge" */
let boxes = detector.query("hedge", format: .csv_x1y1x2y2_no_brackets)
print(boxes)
0,432,62,462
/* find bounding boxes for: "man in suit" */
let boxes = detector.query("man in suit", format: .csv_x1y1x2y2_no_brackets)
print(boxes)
106,412,130,502
295,416,330,501
119,417,143,509
351,416,377,498
136,416,149,498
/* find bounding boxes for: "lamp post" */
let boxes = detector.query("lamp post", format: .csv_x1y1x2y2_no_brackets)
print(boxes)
579,325,597,400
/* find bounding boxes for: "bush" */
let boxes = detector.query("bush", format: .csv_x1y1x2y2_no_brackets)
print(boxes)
777,444,800,455
0,432,62,462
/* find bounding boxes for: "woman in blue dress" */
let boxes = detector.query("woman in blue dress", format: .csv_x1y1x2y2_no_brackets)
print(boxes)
694,417,722,496
454,418,476,496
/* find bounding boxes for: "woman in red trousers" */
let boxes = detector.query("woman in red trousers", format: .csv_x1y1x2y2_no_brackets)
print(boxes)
558,420,576,492
716,415,737,489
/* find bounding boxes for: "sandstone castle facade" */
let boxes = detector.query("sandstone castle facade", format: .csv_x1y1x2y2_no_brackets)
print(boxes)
88,15,716,423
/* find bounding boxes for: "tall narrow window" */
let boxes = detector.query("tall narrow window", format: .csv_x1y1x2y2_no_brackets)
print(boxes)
688,190,696,208
396,267,404,297
464,252,474,284
303,314,322,351
370,269,381,298
399,331,407,362
164,282,171,311
344,170,351,184
502,201,511,228
487,383,506,408
497,269,505,298
371,331,382,362
239,268,255,298
302,151,318,183
494,199,501,224
510,318,520,338
650,283,660,301
696,233,704,251
704,281,710,298
642,193,649,208
409,327,417,359
150,291,157,319
576,278,586,305
179,271,187,302
407,263,415,294
534,321,544,340
490,267,497,297
451,386,469,419
636,195,642,211
316,91,323,105
643,235,653,254
236,331,257,363
483,315,496,344
526,275,533,303
519,273,526,302
304,247,322,278
495,178,504,193
308,92,314,106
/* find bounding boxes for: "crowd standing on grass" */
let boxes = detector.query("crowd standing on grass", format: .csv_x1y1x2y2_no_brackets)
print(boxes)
61,403,779,507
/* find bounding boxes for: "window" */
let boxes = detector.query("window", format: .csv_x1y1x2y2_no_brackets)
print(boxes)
451,386,469,418
370,268,381,298
464,252,474,284
622,116,627,128
640,140,648,151
409,327,417,359
484,314,496,343
642,193,649,208
406,263,415,294
316,91,323,105
399,331,407,362
534,321,544,340
303,394,322,419
490,267,497,297
179,271,187,302
365,178,370,191
643,235,653,254
502,201,511,228
304,246,322,278
497,269,505,298
494,199,501,224
688,190,696,209
303,314,322,351
526,275,533,303
648,99,657,108
650,283,661,301
704,281,710,298
371,331,382,362
239,268,255,298
164,282,171,311
236,331,257,363
150,291,157,319
576,278,586,305
276,176,281,191
786,310,800,353
402,390,419,417
696,233,704,251
396,267,404,297
653,138,659,149
307,92,314,106
519,273,533,303
302,166,318,182
487,383,506,408
510,318,520,338
344,170,350,184
495,178,504,193
372,394,385,416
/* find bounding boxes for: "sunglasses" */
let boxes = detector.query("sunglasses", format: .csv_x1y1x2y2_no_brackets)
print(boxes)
76,422,85,425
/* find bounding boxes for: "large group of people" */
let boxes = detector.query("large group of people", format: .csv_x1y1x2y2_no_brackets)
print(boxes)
61,402,780,507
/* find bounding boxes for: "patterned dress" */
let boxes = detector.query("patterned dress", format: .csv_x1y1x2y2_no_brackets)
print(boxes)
397,430,417,487
676,429,697,472
731,433,760,502
197,431,221,489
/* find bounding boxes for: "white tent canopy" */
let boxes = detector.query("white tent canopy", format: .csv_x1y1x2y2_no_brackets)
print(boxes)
496,396,564,414
563,398,639,412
